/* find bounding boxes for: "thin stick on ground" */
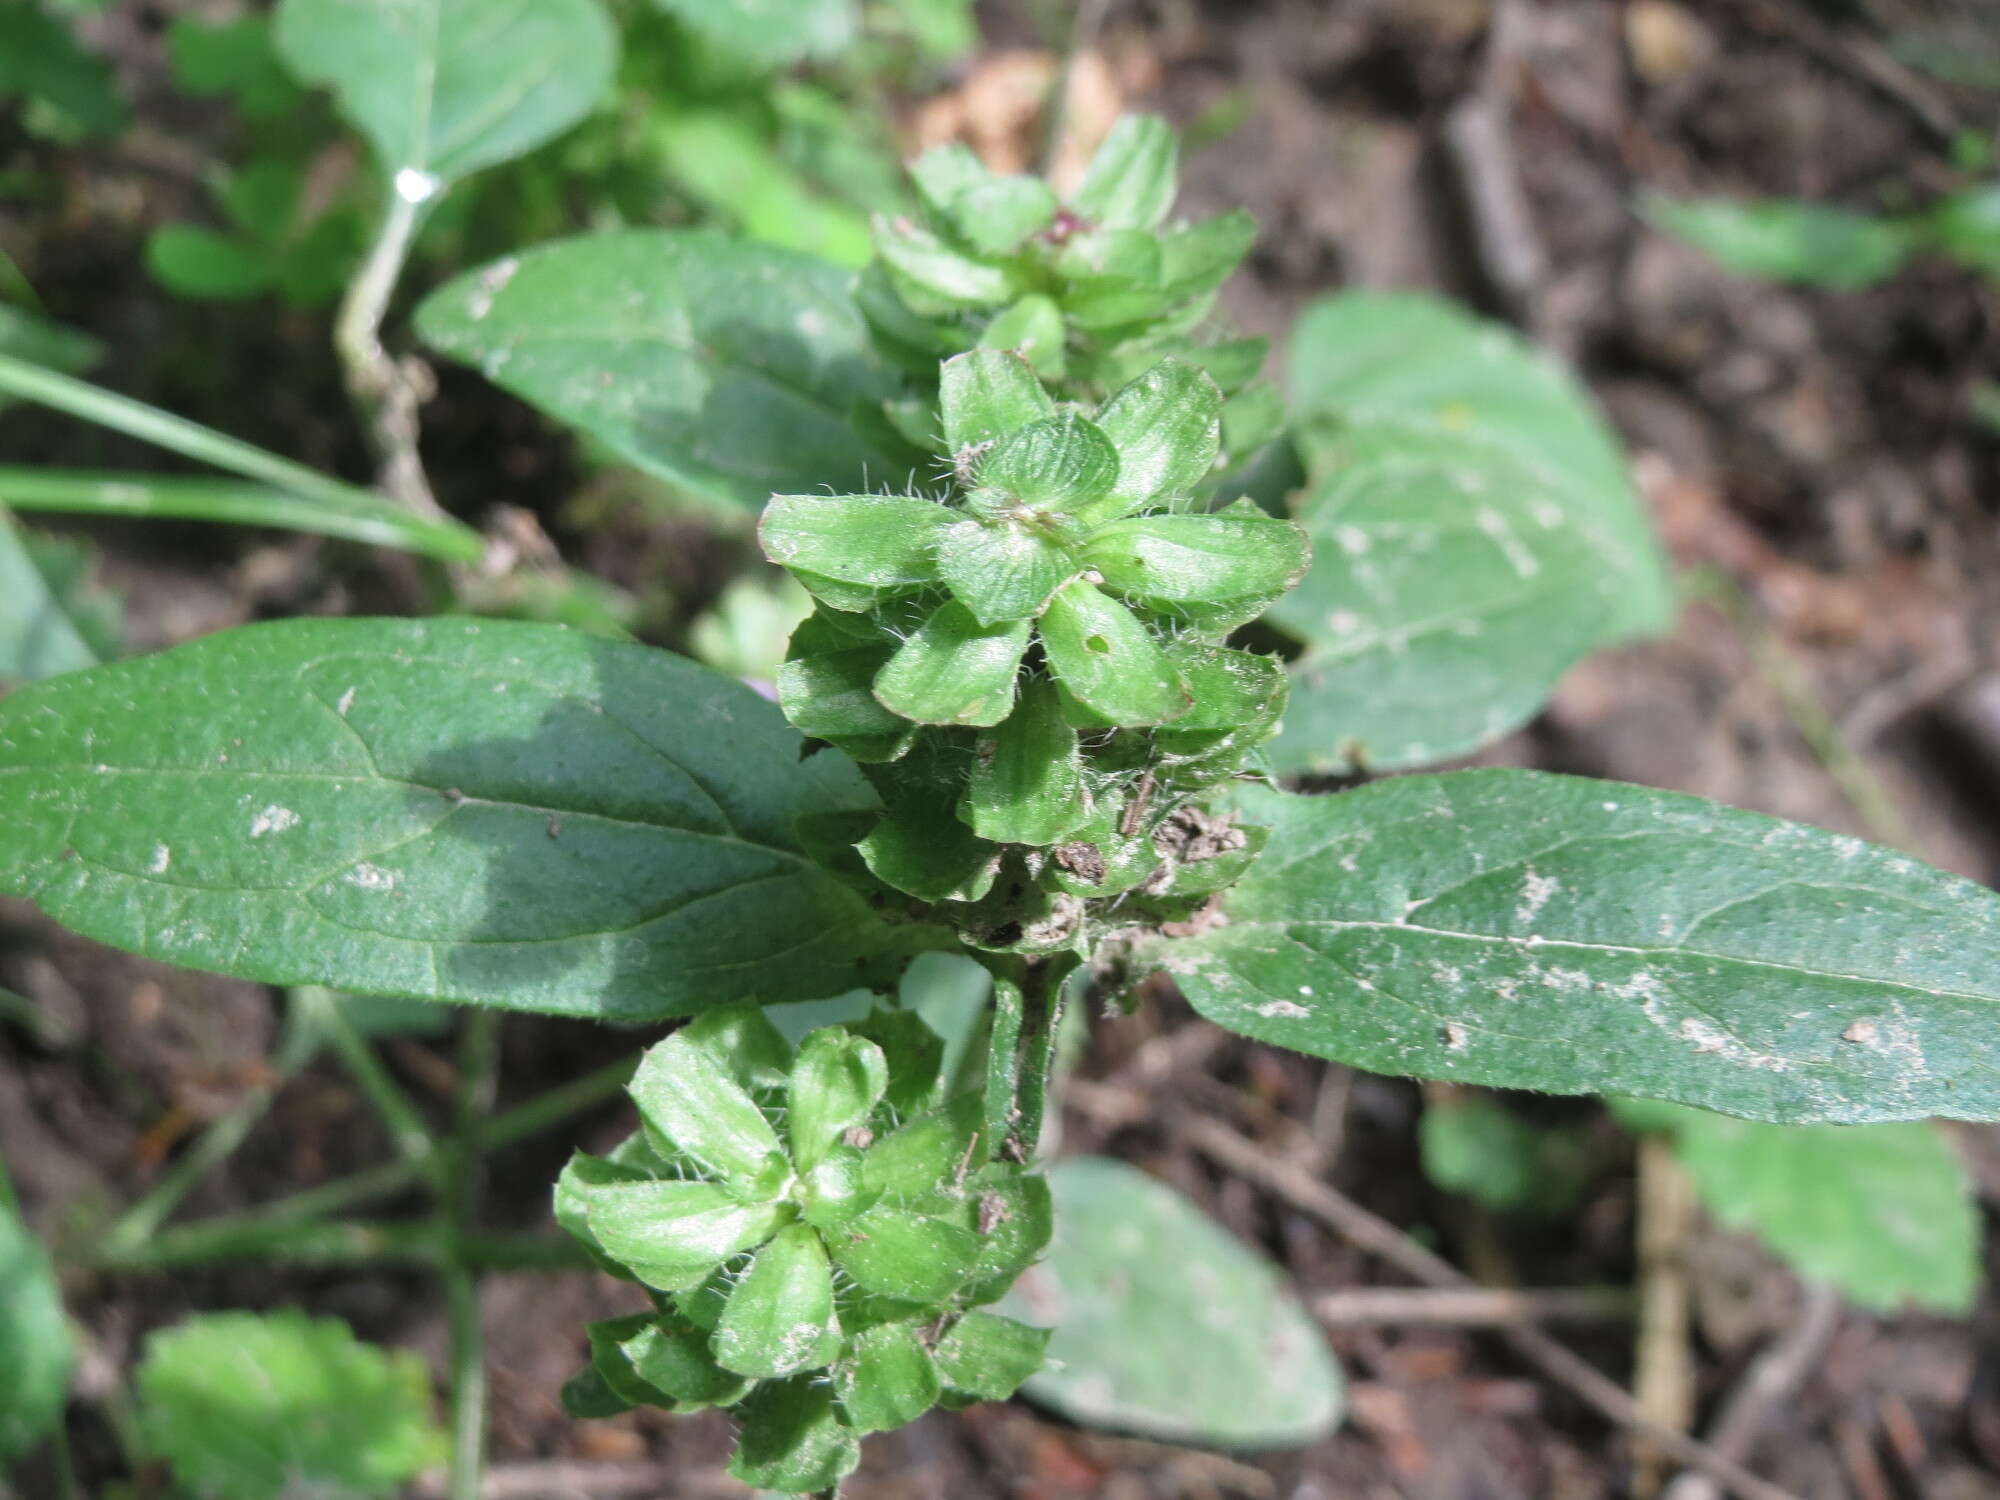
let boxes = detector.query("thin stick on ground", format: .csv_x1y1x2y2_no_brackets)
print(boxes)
1313,1285,1636,1328
1180,1115,1804,1500
1634,1134,1700,1495
1661,1283,1843,1500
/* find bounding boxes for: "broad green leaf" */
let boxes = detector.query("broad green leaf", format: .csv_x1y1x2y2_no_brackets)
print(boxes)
861,1092,982,1198
1287,291,1672,637
0,618,928,1020
1159,772,2000,1124
0,1173,70,1462
133,1311,444,1500
827,1205,980,1301
1082,505,1308,625
1038,581,1190,727
976,412,1120,511
909,142,992,224
875,219,1015,309
0,3,125,138
849,1007,947,1119
760,494,947,589
1641,193,1912,290
952,176,1059,254
957,1170,1054,1307
1264,419,1615,773
1003,1157,1341,1446
584,1181,788,1292
729,1377,860,1494
787,1028,889,1171
777,645,911,756
715,1224,841,1378
679,1004,796,1094
873,600,1030,727
146,225,271,301
858,773,1001,903
964,679,1086,846
1081,357,1222,519
0,514,107,682
1070,115,1177,230
417,230,917,509
940,350,1053,454
653,0,858,72
1053,228,1167,329
630,1029,787,1184
273,0,616,185
1611,1099,1978,1312
835,1321,940,1433
936,516,1076,625
168,15,302,118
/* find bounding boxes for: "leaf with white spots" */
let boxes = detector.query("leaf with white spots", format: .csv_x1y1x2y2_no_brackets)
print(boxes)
0,618,936,1020
1153,772,2000,1124
1264,418,1617,773
416,230,922,509
1287,290,1672,638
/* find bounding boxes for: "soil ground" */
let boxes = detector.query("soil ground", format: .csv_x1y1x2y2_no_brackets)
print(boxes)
5,1,2000,1496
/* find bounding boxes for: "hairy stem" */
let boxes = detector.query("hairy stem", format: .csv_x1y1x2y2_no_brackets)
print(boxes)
335,185,443,517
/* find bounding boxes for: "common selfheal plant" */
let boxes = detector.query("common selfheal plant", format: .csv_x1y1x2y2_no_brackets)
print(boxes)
6,100,2000,1500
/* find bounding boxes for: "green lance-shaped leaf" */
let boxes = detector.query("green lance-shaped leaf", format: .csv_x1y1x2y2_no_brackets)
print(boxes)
1038,580,1191,727
273,0,616,186
714,1224,842,1378
777,644,914,762
835,1321,942,1434
981,293,1066,379
554,1152,652,1276
1286,290,1671,638
964,679,1088,846
931,1311,1052,1402
1070,114,1178,230
418,231,918,510
1265,418,1615,774
1077,357,1222,522
1157,771,2000,1125
874,218,1016,309
1611,1100,1979,1312
788,1028,889,1171
1639,193,1912,290
828,1204,982,1301
940,349,1054,455
134,1311,445,1500
1001,1157,1341,1446
629,1028,787,1185
760,494,948,593
728,1376,861,1494
0,618,923,1021
974,411,1120,513
0,1174,70,1463
582,1181,788,1292
873,600,1031,727
1082,504,1310,628
936,515,1077,625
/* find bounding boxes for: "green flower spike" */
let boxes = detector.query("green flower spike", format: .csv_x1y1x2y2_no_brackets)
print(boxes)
556,1006,1052,1496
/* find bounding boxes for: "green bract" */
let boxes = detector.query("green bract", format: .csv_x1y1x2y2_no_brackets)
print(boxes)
760,347,1308,951
557,1006,1051,1492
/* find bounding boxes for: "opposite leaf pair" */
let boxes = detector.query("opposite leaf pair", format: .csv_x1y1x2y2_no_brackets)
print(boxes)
557,1006,1051,1494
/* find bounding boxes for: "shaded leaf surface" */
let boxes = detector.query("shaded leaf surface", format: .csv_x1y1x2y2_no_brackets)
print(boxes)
0,1180,70,1463
273,0,616,184
418,230,917,509
1612,1099,1978,1311
1286,291,1671,637
1158,773,2000,1123
0,516,112,683
1264,420,1613,773
1641,194,1912,289
0,618,929,1019
1002,1156,1341,1447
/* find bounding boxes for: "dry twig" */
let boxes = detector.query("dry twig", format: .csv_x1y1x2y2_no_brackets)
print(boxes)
1181,1116,1803,1500
1314,1285,1635,1328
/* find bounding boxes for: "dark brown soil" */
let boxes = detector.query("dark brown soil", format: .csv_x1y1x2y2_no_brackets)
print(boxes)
5,1,2000,1497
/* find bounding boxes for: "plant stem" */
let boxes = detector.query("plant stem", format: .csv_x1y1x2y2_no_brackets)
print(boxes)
336,185,442,517
0,351,403,517
91,1055,636,1268
0,467,482,562
87,1219,587,1272
305,991,443,1178
97,1003,324,1257
443,1010,502,1500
